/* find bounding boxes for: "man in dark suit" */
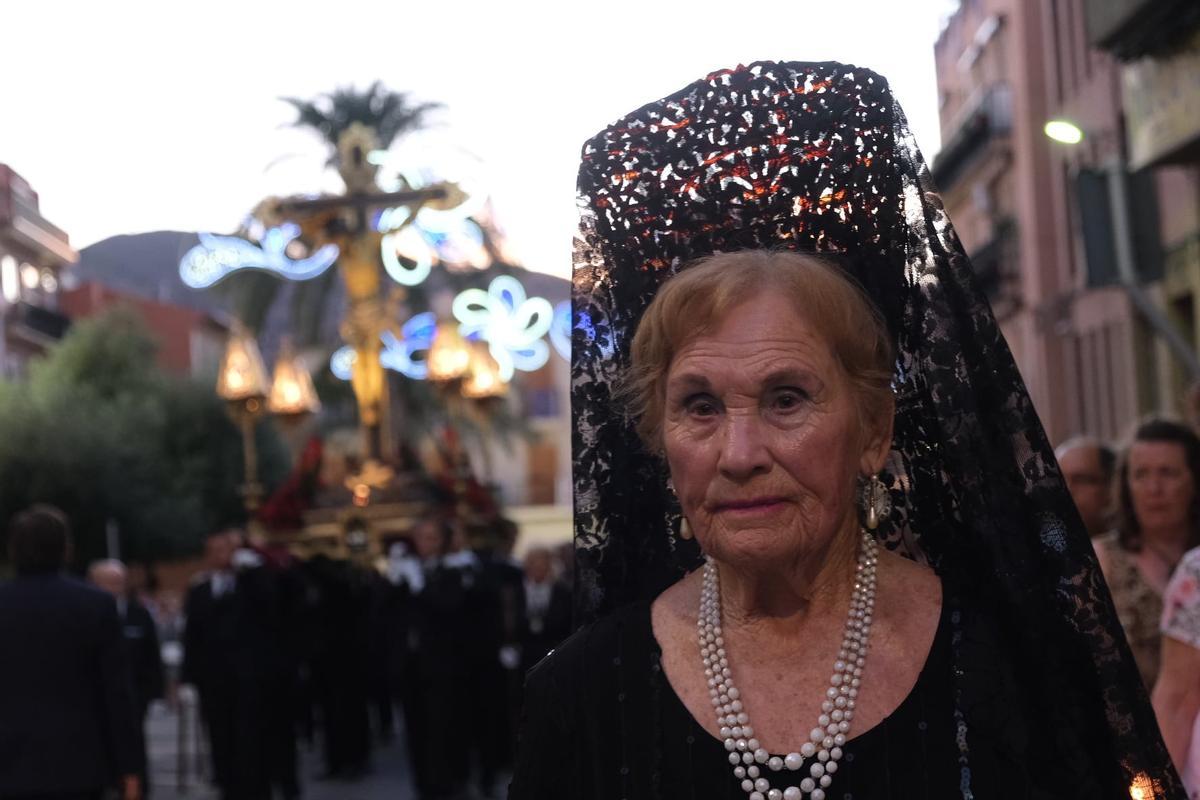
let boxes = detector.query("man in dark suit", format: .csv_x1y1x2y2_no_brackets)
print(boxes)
183,530,300,800
0,504,141,800
90,559,164,797
519,546,572,675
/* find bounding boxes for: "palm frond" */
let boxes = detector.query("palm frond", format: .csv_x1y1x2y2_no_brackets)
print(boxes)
281,84,442,154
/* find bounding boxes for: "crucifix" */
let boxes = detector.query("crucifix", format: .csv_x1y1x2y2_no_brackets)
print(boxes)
270,122,463,463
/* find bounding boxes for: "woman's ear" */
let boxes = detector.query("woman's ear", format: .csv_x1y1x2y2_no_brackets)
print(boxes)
859,394,896,476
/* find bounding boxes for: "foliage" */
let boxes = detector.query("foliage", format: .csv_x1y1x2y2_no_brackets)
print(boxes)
282,81,442,159
0,310,289,570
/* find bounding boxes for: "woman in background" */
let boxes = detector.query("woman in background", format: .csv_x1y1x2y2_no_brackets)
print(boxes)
1097,418,1200,687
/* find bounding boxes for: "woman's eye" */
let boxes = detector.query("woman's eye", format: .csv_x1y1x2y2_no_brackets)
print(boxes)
685,395,718,416
772,389,808,410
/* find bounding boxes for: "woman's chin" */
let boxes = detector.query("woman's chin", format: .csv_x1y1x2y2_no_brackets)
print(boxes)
704,528,817,568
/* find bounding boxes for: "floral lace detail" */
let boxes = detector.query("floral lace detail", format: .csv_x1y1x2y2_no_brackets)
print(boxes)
1097,531,1165,686
1162,546,1200,650
571,61,1185,797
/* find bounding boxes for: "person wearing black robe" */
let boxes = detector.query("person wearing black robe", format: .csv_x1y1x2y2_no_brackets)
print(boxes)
89,559,165,797
183,531,299,800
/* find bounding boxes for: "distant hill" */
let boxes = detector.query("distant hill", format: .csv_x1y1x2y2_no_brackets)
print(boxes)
75,231,218,312
73,231,570,352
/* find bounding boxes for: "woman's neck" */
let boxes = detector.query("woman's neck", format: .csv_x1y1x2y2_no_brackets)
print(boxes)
1140,524,1191,562
717,520,860,638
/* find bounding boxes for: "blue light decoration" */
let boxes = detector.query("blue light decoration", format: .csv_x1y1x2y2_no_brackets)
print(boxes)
550,300,571,361
381,311,437,379
452,275,553,381
329,311,438,381
179,223,339,289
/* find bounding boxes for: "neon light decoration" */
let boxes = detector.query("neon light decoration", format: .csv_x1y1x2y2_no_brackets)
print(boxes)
378,206,435,287
381,312,437,379
330,345,356,381
550,300,571,361
177,224,340,289
452,275,552,381
329,312,438,381
179,223,339,289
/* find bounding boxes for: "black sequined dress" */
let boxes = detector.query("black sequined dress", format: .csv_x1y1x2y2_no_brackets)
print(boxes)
510,579,1130,799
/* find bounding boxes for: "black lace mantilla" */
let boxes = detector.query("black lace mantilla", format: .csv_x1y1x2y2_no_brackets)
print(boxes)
569,61,1183,798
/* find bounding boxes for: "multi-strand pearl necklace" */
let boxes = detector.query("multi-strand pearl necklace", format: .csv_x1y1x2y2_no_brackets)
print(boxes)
698,530,878,800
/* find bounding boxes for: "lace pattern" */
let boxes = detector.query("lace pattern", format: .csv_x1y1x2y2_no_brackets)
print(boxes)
570,61,1183,797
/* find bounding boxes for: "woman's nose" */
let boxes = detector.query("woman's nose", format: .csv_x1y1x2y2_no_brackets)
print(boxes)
717,412,771,478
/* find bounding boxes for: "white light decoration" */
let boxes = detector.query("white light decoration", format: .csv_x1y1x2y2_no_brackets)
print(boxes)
372,135,490,233
550,300,571,361
452,275,552,381
378,206,435,287
179,223,339,289
330,346,356,381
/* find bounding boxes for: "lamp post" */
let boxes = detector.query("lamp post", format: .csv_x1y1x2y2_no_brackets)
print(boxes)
218,328,321,521
1044,118,1200,379
426,321,508,512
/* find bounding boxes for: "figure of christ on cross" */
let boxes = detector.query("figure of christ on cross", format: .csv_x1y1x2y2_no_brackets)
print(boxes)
277,182,448,462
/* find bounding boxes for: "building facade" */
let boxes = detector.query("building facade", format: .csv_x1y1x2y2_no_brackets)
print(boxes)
0,164,76,375
933,0,1200,445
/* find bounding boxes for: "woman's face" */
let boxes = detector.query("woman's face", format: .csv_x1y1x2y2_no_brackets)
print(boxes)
1128,440,1195,536
661,292,890,571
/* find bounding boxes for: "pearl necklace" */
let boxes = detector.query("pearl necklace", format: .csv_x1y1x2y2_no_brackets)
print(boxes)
698,530,878,800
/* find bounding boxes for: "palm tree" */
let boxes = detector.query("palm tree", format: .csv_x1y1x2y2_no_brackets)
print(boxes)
214,83,440,339
209,84,530,461
282,82,442,160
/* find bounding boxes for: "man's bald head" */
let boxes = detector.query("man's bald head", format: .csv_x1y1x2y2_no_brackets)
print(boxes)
1056,437,1116,537
88,559,128,599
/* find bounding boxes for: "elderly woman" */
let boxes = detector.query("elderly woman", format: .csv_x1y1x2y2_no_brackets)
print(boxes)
510,62,1184,799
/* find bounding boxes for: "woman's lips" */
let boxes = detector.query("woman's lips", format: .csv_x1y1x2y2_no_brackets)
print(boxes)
714,498,787,515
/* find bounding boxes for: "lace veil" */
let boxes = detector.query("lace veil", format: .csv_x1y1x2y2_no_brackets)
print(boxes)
569,61,1183,798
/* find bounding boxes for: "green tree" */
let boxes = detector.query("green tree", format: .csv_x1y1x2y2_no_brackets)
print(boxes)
0,310,289,571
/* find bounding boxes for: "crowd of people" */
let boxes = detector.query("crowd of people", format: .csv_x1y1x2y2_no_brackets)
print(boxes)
1057,419,1200,790
0,507,573,800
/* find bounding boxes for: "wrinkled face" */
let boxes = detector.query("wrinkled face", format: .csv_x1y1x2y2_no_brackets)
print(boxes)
1059,446,1112,535
662,293,886,570
1128,440,1195,535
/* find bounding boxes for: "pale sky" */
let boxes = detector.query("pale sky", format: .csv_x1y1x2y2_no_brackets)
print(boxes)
2,0,957,279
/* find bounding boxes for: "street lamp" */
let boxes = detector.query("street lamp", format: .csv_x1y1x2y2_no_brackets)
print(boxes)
427,322,471,384
462,340,506,400
217,327,270,516
267,340,321,417
1043,118,1200,379
1043,119,1085,145
218,328,321,520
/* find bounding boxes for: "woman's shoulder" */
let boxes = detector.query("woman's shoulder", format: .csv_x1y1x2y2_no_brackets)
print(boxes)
525,601,653,695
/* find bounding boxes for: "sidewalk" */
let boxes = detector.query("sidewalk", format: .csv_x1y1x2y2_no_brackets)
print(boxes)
144,701,418,800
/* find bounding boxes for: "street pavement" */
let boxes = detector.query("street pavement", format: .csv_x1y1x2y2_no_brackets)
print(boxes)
145,701,418,800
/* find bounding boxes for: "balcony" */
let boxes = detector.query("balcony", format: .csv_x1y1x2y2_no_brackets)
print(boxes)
931,84,1013,191
1085,0,1200,60
969,217,1020,317
7,300,71,345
